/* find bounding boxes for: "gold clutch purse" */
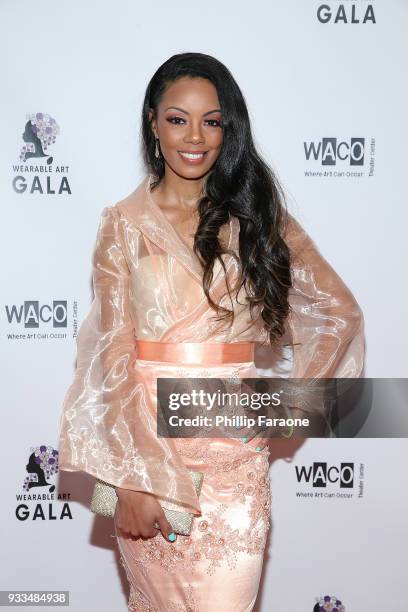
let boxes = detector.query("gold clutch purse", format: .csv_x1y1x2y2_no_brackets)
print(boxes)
90,469,204,536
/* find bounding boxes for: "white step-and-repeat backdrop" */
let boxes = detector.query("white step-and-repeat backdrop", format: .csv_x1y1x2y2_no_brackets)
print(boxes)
1,1,407,610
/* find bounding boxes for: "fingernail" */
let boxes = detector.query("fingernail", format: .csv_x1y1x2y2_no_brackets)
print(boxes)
168,532,176,542
255,446,261,452
242,437,248,443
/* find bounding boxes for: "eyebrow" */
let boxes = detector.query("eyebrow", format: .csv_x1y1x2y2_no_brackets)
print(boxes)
164,106,221,116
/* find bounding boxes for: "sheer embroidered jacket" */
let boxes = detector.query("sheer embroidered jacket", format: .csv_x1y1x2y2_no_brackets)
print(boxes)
58,174,365,515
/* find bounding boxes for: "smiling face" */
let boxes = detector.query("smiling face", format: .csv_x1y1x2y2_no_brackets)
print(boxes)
149,76,224,180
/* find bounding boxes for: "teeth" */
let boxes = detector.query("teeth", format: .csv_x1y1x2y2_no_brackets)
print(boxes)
179,152,205,159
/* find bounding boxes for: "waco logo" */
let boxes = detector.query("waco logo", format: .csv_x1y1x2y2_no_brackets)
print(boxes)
304,138,365,166
295,462,354,488
5,301,67,328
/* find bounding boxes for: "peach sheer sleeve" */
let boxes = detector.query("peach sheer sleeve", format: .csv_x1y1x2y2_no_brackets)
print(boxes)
261,212,367,426
58,206,201,514
283,212,365,380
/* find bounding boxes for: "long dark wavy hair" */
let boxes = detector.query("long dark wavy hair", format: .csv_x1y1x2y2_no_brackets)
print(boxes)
141,52,292,346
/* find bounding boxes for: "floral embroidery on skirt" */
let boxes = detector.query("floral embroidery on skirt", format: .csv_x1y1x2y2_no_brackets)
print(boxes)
115,444,272,611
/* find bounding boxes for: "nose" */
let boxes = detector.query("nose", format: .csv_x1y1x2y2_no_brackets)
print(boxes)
183,120,205,145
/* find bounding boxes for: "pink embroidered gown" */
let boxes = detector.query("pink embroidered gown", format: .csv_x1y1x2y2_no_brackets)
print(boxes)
58,175,365,611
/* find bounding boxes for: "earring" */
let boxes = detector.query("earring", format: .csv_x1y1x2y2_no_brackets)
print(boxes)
155,138,160,159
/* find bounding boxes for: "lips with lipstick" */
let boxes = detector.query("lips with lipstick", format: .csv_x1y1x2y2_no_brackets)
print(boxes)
178,150,209,164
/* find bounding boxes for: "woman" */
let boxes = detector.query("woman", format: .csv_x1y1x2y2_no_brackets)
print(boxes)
58,52,365,611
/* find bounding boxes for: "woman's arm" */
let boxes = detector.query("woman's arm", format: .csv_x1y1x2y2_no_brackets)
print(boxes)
58,206,201,516
58,206,138,478
277,213,366,433
284,212,365,379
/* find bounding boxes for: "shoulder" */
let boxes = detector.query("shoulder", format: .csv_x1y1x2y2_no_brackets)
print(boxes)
92,181,148,246
109,175,150,223
282,212,307,247
282,211,317,264
93,178,149,257
93,205,120,237
96,178,148,235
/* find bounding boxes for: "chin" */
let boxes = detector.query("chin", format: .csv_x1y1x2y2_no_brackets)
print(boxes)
168,161,215,180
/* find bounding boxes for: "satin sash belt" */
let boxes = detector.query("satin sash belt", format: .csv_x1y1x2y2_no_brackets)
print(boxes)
135,340,255,365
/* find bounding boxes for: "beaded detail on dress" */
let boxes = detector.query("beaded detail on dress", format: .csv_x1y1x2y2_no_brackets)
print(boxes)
166,584,201,612
120,554,201,611
119,447,271,578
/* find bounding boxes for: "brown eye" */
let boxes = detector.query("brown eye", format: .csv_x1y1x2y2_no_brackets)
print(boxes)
166,116,185,125
205,119,222,127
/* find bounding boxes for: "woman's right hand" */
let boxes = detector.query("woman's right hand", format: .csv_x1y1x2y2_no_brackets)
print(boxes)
114,488,176,542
